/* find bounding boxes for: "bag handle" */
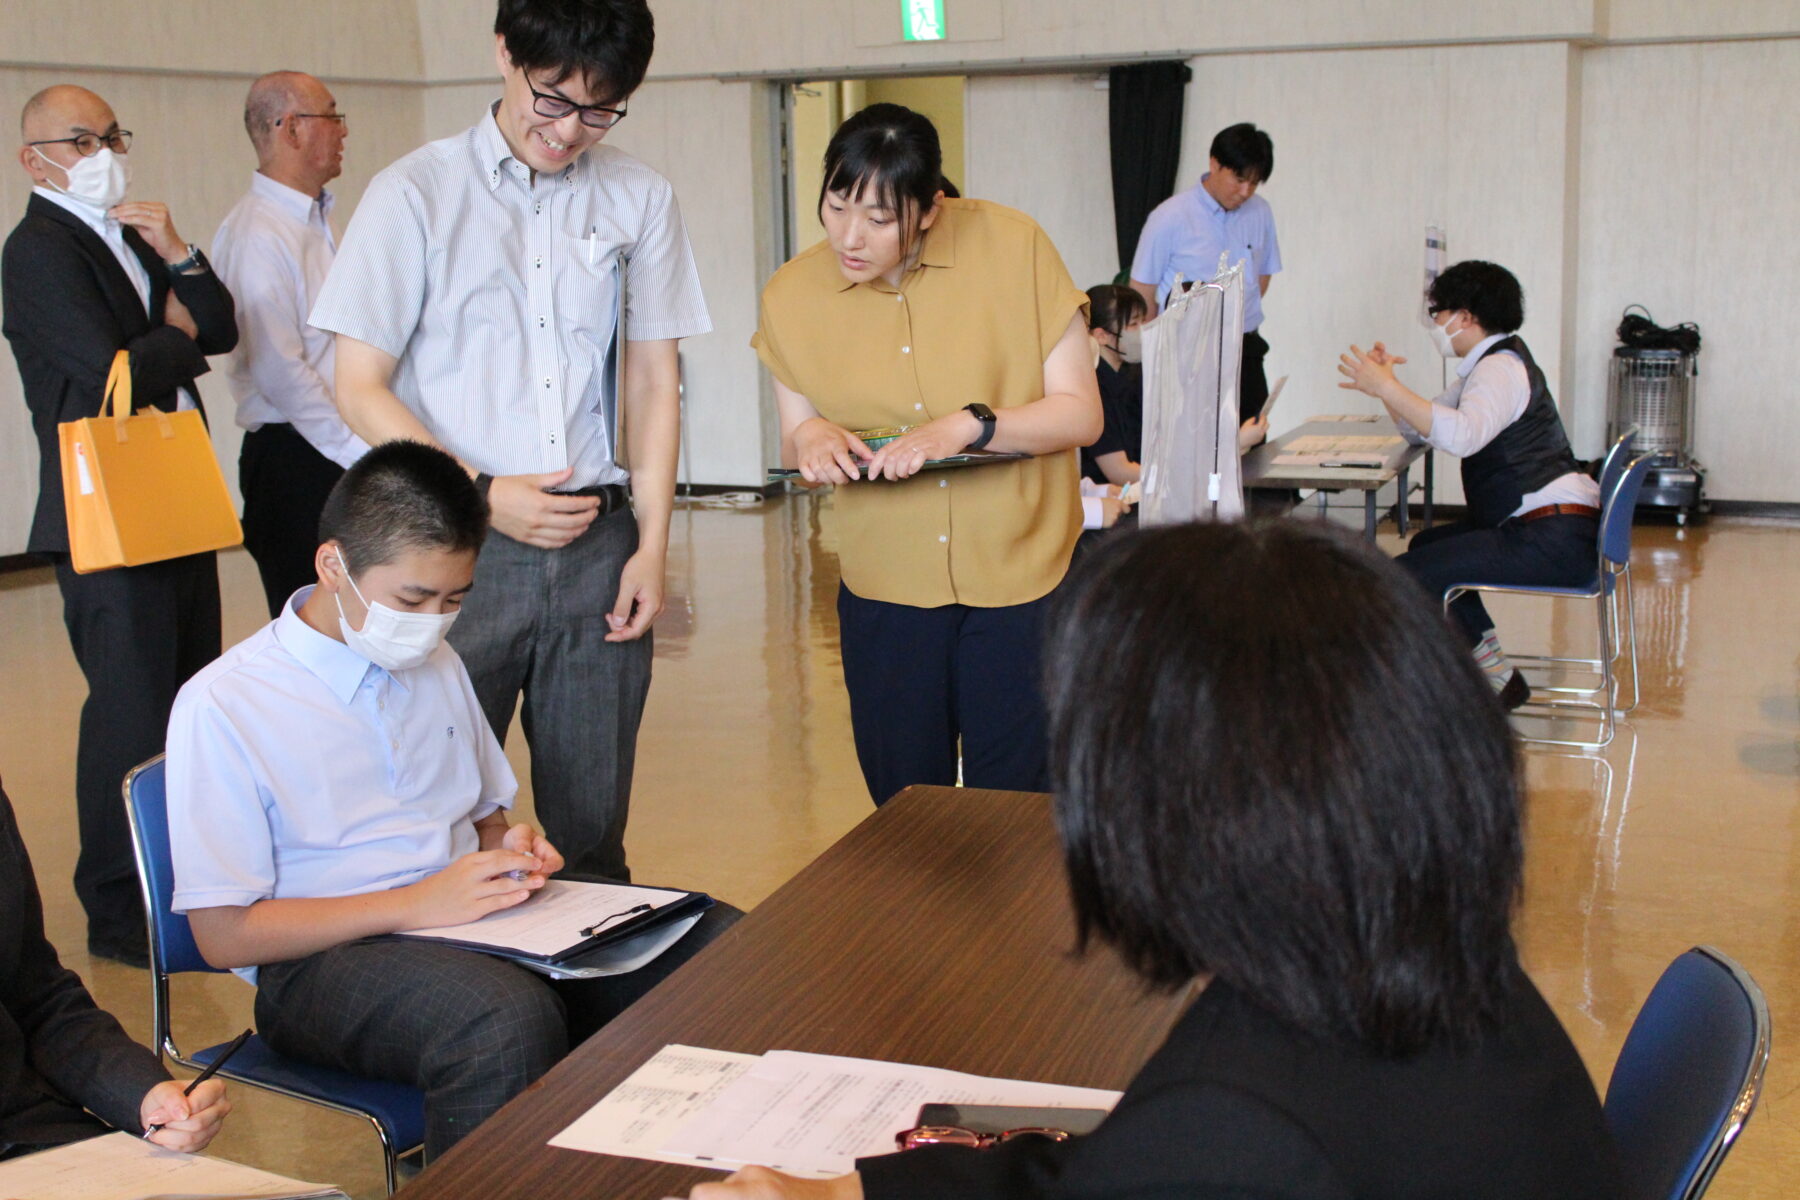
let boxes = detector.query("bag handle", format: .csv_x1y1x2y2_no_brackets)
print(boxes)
101,349,174,442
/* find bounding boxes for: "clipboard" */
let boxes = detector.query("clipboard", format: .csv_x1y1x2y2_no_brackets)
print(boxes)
768,424,1030,482
395,880,714,965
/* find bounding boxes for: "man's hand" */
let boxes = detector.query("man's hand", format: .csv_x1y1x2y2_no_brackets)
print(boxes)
792,418,873,486
501,821,565,878
487,467,601,549
1237,415,1269,453
1337,343,1401,400
163,290,198,339
690,1166,864,1200
140,1078,230,1153
863,410,982,481
108,201,185,262
1366,341,1407,368
401,847,543,929
606,546,664,642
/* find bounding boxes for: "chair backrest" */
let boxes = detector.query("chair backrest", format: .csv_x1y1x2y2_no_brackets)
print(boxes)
1600,453,1655,568
1600,424,1640,501
124,755,226,978
1604,946,1771,1200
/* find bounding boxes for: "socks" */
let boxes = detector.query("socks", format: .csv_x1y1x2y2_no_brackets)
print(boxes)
1472,629,1512,693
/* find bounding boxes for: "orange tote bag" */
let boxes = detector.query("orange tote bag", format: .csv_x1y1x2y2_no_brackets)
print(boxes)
57,350,242,573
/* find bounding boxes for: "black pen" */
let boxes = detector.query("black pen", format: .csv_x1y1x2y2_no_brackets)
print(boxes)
581,902,653,938
143,1027,252,1139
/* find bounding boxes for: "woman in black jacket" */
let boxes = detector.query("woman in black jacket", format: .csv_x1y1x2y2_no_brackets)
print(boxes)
692,520,1624,1200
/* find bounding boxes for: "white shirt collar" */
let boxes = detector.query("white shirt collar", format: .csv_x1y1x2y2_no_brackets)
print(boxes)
478,101,578,193
32,184,117,240
1457,332,1510,379
249,171,334,225
273,584,388,705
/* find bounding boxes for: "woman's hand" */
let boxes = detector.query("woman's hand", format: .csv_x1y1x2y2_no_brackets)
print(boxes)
140,1078,230,1153
1237,415,1269,452
863,411,982,481
792,418,874,486
690,1166,864,1200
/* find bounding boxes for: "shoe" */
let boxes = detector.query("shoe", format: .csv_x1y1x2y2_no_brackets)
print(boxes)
1498,669,1531,712
87,936,149,969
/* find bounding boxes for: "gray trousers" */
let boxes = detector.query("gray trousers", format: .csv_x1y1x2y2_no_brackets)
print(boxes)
254,899,739,1159
450,508,651,880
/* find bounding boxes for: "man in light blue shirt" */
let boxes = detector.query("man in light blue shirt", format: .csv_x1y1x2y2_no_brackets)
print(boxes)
1131,123,1282,422
165,441,733,1160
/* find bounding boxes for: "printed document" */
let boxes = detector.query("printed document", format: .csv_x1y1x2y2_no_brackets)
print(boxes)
552,1046,1121,1179
0,1132,343,1200
399,878,691,959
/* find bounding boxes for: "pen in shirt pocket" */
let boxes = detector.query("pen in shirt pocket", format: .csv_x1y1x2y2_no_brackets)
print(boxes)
588,226,597,265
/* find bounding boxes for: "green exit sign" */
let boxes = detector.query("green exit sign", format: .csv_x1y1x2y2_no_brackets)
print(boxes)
903,0,946,41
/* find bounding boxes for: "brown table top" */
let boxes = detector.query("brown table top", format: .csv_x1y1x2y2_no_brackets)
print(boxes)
1243,417,1428,492
400,786,1194,1200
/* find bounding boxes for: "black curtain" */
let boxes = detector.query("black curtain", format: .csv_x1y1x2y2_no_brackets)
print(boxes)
1108,60,1193,282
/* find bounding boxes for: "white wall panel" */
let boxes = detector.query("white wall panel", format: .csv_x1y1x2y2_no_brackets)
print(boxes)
965,74,1116,292
1575,39,1800,502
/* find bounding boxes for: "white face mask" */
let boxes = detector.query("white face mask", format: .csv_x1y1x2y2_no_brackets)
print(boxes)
1117,325,1144,365
333,562,458,672
1428,313,1465,359
35,146,130,211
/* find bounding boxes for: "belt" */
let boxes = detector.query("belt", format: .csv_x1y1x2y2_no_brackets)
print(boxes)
547,483,631,515
1517,503,1599,523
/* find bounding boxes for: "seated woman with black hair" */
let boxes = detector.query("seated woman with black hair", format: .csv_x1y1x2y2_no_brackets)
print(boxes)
691,520,1624,1200
1338,260,1602,710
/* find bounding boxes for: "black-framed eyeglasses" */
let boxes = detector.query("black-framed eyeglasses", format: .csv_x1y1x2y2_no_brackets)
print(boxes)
277,113,348,128
528,83,626,130
28,130,132,158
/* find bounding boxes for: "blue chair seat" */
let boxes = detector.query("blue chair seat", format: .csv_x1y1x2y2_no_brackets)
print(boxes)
192,1034,427,1152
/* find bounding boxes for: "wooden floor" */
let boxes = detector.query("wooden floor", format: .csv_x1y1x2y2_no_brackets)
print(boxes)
0,494,1794,1198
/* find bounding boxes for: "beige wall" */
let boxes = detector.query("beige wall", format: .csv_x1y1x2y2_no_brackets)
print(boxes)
4,3,1798,553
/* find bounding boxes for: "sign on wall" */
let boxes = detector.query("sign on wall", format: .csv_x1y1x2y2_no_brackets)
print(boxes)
903,0,947,41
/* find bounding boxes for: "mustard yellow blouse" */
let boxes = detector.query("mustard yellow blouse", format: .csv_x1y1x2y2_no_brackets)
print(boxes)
752,198,1088,609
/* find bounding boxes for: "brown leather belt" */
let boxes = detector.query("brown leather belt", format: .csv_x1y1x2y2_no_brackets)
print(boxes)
1517,503,1600,523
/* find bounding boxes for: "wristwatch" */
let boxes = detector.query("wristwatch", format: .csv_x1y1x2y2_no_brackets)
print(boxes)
165,243,205,275
963,403,997,451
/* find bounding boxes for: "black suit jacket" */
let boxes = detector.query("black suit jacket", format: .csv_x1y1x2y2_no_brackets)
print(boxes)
859,970,1626,1199
0,782,170,1150
2,193,237,553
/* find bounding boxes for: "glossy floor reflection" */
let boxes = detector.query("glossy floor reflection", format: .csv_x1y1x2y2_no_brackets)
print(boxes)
0,498,1794,1197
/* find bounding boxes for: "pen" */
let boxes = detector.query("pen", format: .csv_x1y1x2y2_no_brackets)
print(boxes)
581,902,653,938
144,1027,251,1138
588,226,597,266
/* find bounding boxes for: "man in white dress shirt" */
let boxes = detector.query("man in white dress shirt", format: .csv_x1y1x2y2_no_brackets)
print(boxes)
214,71,368,616
311,0,710,882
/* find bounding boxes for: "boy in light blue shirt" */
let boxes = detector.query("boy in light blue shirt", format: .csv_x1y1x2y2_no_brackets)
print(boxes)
165,440,734,1159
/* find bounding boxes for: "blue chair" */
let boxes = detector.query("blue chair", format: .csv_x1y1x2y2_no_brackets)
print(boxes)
1605,946,1771,1200
124,755,425,1194
1443,452,1654,749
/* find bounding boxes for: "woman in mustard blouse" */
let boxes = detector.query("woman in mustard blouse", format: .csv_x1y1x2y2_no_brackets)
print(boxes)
752,104,1101,805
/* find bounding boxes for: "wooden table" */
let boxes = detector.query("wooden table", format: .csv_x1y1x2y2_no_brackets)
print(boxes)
400,787,1194,1199
1242,418,1432,538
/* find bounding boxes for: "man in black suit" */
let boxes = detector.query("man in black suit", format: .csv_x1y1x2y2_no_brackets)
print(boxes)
3,85,236,966
0,777,230,1157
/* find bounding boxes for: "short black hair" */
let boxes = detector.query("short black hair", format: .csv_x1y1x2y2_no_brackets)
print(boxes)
1210,122,1273,184
819,103,943,259
1085,283,1147,339
318,441,489,573
1429,260,1524,334
1045,520,1523,1057
494,0,654,108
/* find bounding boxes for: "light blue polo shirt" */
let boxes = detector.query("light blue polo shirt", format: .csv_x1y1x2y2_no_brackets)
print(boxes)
167,586,516,981
1131,174,1282,332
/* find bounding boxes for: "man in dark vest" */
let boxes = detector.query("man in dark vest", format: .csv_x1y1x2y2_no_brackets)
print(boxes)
1336,260,1600,710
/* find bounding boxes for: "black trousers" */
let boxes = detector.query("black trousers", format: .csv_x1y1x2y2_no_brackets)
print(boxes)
51,552,220,951
255,896,740,1159
241,423,345,618
1240,329,1270,422
1396,515,1599,647
837,583,1054,806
